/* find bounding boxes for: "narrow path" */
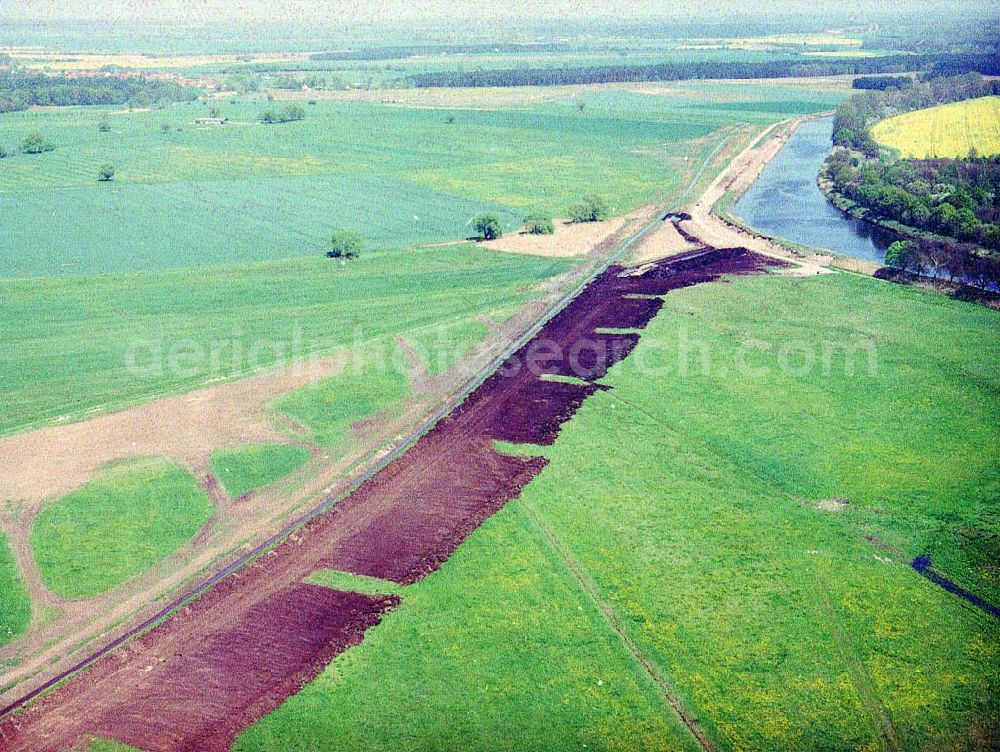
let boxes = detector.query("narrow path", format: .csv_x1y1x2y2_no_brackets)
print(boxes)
519,503,719,752
0,510,63,612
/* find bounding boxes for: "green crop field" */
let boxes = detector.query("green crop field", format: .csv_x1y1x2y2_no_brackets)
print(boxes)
0,85,841,278
29,458,215,599
210,444,312,497
274,356,411,448
236,273,999,752
0,534,31,646
871,96,1000,159
0,245,570,438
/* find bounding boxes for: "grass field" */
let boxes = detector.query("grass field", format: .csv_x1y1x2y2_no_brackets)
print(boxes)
0,85,842,278
0,245,569,437
29,458,215,599
236,272,999,751
0,534,31,646
209,444,311,497
871,96,1000,159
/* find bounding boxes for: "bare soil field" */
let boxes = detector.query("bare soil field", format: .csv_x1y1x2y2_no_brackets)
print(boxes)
481,216,631,258
0,245,783,752
630,216,700,262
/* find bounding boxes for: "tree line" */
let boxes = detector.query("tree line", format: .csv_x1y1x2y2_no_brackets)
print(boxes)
823,72,1000,287
396,52,999,89
0,71,199,114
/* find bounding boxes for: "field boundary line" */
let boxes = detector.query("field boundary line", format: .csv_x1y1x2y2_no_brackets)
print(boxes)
519,503,719,752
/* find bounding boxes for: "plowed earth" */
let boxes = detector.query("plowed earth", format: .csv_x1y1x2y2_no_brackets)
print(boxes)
0,246,782,752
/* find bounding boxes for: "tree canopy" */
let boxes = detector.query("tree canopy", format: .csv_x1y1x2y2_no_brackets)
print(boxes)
326,230,363,259
474,214,503,240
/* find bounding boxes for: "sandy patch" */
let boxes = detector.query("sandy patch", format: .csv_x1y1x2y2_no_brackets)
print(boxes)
629,218,700,263
480,216,632,258
0,356,344,506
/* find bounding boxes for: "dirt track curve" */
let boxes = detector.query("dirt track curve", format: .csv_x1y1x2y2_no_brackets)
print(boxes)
0,244,785,752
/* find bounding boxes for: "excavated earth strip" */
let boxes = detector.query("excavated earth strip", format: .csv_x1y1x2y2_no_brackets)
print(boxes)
0,247,783,752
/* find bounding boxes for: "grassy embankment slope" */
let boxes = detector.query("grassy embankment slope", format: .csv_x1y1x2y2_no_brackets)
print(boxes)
871,96,1000,159
237,272,999,752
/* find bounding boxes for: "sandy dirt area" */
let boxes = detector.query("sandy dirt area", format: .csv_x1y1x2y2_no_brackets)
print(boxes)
481,217,630,257
0,356,344,507
680,117,835,277
630,217,700,263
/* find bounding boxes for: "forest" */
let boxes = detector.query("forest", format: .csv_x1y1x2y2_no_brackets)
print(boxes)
0,71,199,113
398,52,1000,88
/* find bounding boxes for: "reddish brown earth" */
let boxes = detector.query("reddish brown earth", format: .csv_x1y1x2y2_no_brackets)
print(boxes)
0,246,782,752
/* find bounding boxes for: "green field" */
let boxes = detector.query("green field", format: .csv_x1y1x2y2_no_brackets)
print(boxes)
871,96,1000,159
274,356,411,448
0,533,31,646
30,458,215,599
237,273,999,751
0,245,569,437
0,85,842,278
209,444,312,497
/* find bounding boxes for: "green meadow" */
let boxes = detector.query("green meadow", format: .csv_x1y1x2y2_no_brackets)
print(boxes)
210,444,312,497
0,85,841,278
237,273,999,752
0,246,569,437
0,534,31,645
0,82,842,440
30,458,215,599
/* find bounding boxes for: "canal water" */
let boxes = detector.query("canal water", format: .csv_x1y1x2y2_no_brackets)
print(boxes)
733,117,899,263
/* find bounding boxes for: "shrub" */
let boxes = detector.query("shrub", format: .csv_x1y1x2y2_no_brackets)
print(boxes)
97,119,111,132
97,163,116,182
569,195,610,222
884,240,917,271
474,214,503,240
260,104,306,124
327,230,363,259
524,213,555,235
21,132,53,154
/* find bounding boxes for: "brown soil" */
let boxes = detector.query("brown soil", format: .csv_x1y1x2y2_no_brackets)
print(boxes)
0,246,783,752
0,355,344,506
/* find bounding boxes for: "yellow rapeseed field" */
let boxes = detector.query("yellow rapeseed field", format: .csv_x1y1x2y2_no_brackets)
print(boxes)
871,96,1000,158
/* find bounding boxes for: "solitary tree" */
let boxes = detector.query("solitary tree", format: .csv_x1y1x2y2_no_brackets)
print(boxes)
884,240,917,272
97,163,116,182
161,122,172,133
97,119,111,133
524,212,555,235
569,195,610,223
327,230,363,259
474,214,503,240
